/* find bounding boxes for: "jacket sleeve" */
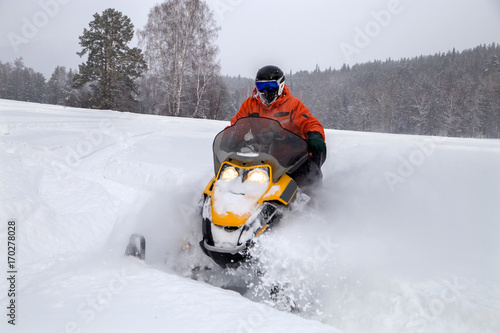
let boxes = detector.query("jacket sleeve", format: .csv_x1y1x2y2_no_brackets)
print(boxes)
230,98,252,126
292,99,325,140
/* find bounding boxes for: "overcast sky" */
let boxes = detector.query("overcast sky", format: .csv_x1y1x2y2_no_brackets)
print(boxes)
1,0,500,79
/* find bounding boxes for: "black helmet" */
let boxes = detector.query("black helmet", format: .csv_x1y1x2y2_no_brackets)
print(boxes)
255,65,285,106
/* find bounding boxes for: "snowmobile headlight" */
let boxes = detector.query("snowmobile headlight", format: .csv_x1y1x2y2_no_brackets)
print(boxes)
246,168,269,184
220,166,239,181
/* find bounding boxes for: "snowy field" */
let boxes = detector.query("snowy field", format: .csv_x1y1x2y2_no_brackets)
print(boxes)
1,98,499,332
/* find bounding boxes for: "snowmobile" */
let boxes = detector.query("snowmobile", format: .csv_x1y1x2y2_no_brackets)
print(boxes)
198,117,310,268
124,117,312,312
125,117,310,267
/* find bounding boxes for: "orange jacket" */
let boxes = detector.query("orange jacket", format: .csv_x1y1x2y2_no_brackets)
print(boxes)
230,85,325,141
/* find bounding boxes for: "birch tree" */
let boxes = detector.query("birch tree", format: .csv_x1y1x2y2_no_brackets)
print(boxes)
138,0,220,117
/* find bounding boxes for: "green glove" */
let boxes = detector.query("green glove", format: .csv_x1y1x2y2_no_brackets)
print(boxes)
307,132,326,155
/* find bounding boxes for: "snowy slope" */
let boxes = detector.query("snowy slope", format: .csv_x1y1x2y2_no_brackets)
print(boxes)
1,99,499,333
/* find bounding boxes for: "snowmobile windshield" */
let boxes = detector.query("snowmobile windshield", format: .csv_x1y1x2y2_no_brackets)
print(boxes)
212,117,309,181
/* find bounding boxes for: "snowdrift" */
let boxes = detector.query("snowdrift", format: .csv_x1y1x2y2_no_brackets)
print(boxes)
1,99,499,333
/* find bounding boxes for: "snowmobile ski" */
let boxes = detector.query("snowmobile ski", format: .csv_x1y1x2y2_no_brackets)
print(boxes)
125,233,146,260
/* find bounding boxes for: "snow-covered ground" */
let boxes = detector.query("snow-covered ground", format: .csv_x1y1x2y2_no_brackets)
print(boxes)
1,98,499,333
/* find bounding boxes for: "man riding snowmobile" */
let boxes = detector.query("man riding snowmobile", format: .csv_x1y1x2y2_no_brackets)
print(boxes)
231,65,327,190
197,66,327,267
127,66,328,271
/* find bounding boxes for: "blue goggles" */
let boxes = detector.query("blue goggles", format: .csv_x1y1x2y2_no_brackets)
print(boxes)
255,80,279,93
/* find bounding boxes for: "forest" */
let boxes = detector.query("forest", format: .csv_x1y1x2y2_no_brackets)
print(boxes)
0,2,498,139
290,43,500,138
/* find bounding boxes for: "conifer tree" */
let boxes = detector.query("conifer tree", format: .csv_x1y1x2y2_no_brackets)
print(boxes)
73,8,147,111
47,66,68,105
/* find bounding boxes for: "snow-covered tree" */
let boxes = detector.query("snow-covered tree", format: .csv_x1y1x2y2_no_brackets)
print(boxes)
0,58,46,103
138,0,221,117
47,66,68,105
